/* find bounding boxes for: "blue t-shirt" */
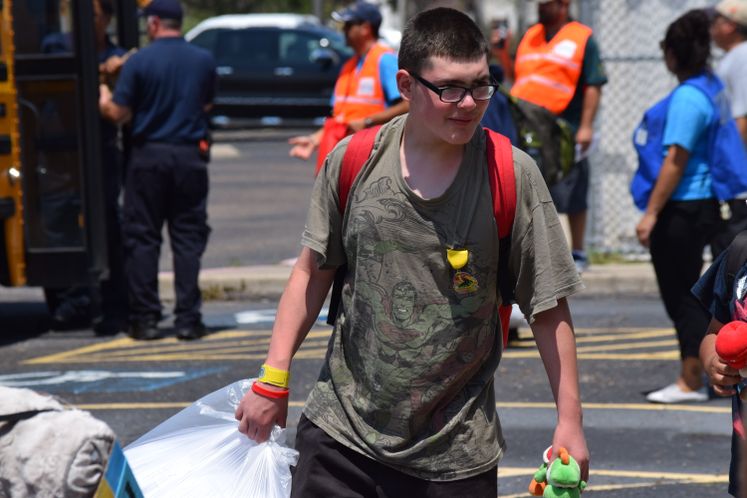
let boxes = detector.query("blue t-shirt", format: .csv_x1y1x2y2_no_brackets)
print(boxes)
663,85,714,201
113,37,216,143
330,49,401,107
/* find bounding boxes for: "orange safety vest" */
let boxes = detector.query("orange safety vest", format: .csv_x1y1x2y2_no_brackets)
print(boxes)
316,43,393,173
332,42,392,123
511,21,592,115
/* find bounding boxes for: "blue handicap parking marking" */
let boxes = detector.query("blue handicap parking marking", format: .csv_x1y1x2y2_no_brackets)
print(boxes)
0,367,227,394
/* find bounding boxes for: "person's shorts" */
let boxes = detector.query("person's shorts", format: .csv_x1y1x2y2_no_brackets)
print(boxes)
550,157,589,214
291,414,498,498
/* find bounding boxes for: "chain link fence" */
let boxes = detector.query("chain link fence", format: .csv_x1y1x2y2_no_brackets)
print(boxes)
514,0,720,256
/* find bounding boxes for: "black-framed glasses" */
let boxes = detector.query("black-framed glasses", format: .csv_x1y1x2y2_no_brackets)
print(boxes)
410,72,497,103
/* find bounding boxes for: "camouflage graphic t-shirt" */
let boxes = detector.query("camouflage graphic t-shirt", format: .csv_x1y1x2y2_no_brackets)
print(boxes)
301,115,582,481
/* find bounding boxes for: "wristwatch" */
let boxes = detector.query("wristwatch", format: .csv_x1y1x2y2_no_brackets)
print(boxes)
364,117,375,128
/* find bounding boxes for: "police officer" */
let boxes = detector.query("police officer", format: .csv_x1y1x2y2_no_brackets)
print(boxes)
99,0,216,340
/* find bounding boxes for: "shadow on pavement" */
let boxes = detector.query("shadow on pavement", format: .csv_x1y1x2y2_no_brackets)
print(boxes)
0,302,51,346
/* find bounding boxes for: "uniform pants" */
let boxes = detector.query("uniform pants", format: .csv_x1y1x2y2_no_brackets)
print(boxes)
649,199,721,359
123,142,210,327
291,414,498,498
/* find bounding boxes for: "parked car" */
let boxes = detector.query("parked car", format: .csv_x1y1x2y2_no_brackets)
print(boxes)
186,14,353,128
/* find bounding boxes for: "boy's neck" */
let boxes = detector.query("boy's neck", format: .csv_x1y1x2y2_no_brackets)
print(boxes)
400,119,466,199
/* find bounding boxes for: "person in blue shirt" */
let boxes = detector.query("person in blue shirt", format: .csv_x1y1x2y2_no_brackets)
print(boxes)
636,9,737,404
93,0,130,335
40,0,129,334
479,64,518,145
99,0,216,340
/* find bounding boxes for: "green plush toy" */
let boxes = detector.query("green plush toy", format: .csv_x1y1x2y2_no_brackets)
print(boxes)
528,446,587,498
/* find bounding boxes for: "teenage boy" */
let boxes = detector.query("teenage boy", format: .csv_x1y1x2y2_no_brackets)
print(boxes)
236,7,588,496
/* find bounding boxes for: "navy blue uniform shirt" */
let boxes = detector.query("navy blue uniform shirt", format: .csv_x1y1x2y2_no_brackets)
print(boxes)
113,36,216,143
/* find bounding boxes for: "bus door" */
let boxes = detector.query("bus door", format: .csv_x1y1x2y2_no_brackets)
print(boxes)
10,0,107,287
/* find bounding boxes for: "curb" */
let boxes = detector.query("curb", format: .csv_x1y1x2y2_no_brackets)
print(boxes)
158,263,659,302
577,263,659,297
159,265,291,302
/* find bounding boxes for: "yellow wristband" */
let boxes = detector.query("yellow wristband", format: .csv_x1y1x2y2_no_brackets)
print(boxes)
258,364,290,389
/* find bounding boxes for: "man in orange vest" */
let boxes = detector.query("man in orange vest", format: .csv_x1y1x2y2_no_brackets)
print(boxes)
508,0,607,272
288,1,408,174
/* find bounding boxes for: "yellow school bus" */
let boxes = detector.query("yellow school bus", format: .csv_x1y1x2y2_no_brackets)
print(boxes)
0,0,138,291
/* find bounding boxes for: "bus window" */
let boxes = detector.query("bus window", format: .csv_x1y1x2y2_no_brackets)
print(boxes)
13,0,84,250
17,82,84,249
13,0,75,56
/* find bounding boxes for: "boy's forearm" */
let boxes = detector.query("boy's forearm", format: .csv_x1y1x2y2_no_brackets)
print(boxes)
699,319,721,367
264,248,336,371
531,298,583,424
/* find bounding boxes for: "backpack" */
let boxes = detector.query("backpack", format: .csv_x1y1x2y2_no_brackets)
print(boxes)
325,125,518,347
497,85,575,187
631,72,747,211
0,386,142,498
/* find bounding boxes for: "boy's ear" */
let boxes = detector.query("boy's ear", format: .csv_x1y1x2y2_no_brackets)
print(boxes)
397,69,414,101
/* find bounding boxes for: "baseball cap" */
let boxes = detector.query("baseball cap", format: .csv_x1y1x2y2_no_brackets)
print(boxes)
331,1,382,28
715,0,747,27
140,0,183,21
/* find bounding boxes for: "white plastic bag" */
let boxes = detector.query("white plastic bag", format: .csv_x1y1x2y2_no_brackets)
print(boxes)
124,379,298,498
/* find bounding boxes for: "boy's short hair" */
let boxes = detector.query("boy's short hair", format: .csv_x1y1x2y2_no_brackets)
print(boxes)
398,7,489,74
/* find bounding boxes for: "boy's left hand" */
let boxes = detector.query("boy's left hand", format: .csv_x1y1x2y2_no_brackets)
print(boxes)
552,419,589,482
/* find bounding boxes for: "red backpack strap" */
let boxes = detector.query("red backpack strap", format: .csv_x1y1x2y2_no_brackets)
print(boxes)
327,125,381,327
484,128,516,347
485,128,516,238
338,125,382,213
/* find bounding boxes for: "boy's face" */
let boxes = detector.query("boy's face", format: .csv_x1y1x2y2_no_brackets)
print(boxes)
399,55,490,146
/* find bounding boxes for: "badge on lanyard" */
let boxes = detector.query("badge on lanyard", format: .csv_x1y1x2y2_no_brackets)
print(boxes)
447,248,478,294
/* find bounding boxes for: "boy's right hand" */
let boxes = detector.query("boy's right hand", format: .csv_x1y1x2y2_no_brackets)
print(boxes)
704,353,741,397
235,386,288,443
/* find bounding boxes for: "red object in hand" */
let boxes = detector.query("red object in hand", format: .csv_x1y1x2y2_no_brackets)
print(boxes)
715,320,747,370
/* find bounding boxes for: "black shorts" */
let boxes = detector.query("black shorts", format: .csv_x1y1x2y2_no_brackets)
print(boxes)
549,158,589,214
291,414,498,498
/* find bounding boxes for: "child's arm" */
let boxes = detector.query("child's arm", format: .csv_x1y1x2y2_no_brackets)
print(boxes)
530,297,589,481
700,317,742,397
235,247,336,442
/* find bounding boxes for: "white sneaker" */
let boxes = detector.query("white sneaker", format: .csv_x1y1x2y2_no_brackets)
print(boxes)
646,383,709,404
